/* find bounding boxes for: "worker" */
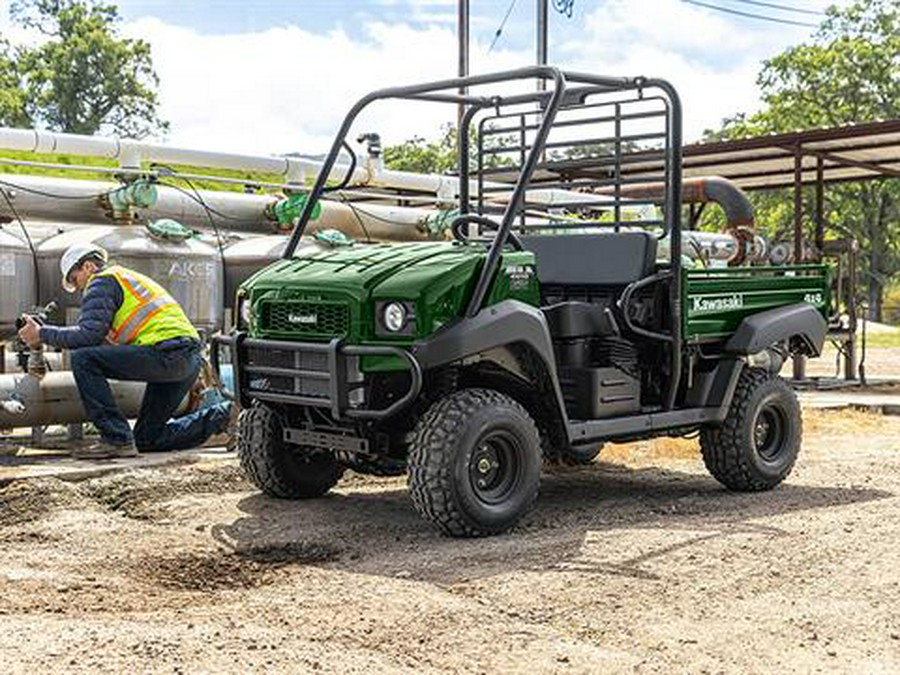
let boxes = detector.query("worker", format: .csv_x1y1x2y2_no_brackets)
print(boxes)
16,242,233,460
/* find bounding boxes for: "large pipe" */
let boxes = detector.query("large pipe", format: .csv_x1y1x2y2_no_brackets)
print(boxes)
604,176,756,266
3,349,65,374
0,174,444,240
0,126,619,209
0,371,149,428
0,127,319,183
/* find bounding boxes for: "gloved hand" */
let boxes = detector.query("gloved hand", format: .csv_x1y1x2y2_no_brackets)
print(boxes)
17,315,42,350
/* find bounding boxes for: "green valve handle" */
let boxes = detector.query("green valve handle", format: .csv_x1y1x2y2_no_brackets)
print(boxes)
421,208,460,237
270,193,322,227
146,218,195,241
313,229,354,247
108,179,158,212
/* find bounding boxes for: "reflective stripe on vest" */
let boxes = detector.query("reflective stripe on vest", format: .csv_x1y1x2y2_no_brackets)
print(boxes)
92,265,199,346
110,295,178,344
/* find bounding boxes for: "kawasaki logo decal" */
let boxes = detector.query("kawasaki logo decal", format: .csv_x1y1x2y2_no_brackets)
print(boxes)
691,294,744,314
288,313,318,325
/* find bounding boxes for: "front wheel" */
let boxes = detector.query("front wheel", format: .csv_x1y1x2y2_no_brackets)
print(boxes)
408,388,542,537
237,404,344,499
700,369,801,491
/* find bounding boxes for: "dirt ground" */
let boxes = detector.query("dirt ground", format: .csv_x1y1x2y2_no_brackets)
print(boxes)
790,344,900,381
1,407,899,674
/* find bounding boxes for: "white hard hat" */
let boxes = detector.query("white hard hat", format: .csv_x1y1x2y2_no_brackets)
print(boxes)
60,243,108,292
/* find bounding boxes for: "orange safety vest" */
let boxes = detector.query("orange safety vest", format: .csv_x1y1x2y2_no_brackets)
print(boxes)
90,265,199,346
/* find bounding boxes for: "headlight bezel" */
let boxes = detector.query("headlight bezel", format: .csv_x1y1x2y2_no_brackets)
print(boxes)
236,292,252,330
375,300,416,337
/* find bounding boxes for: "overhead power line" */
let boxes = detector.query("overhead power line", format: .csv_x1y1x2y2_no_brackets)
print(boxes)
488,0,519,53
681,0,818,28
728,0,824,16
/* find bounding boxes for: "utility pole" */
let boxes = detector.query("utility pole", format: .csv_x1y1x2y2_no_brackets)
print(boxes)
458,0,469,132
536,0,548,91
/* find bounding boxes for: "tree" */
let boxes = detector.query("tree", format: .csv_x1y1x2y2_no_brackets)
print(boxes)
10,0,168,138
383,124,457,174
383,123,516,174
0,39,28,127
704,0,900,320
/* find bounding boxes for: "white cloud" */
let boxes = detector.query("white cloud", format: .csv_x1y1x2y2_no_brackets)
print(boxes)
5,0,828,156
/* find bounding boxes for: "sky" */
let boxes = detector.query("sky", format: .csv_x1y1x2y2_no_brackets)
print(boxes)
0,0,845,158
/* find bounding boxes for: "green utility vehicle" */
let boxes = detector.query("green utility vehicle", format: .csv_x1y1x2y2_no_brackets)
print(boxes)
213,68,829,537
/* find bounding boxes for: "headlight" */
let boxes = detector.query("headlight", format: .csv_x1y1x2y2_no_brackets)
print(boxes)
383,302,407,332
238,296,251,329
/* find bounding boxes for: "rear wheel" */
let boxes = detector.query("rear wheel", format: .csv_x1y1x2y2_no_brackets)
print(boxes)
238,404,344,498
408,388,541,537
700,369,801,491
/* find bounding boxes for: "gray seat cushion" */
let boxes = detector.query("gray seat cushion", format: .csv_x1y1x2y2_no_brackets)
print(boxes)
519,232,657,287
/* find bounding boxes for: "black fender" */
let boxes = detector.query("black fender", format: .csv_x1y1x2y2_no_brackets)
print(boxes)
725,303,827,357
413,300,569,422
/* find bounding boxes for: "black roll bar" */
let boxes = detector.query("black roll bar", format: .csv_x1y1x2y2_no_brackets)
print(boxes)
281,67,684,411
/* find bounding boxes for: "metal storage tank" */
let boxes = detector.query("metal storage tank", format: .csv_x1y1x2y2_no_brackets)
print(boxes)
0,227,37,339
223,236,323,303
35,224,224,336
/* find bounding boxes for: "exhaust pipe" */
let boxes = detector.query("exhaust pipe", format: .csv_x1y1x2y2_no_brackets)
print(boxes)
603,176,757,266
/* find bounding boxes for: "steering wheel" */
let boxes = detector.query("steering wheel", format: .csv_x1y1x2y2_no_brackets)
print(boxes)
450,214,524,251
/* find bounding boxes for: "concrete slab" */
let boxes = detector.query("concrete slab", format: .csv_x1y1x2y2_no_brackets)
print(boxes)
0,445,234,485
798,389,900,413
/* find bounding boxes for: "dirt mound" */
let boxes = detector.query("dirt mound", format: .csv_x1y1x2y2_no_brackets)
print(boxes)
0,477,92,527
83,464,248,519
141,541,341,592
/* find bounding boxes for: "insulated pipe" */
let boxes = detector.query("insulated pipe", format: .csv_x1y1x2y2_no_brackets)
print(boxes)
0,371,151,428
0,127,318,183
604,176,756,266
3,350,65,374
0,126,619,209
0,174,442,240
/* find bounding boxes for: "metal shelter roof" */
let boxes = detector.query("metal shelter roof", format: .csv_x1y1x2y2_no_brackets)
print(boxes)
634,119,900,191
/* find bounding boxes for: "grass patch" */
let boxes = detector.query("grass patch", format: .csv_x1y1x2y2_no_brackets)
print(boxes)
861,331,900,349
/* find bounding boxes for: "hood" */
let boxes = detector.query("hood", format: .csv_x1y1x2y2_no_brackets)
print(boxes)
243,241,485,302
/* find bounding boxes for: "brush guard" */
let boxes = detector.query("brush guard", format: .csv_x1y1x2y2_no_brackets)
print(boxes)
210,332,423,421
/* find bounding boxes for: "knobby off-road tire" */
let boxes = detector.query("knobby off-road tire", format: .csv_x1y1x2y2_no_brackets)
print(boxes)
700,368,801,491
238,404,344,499
408,388,542,537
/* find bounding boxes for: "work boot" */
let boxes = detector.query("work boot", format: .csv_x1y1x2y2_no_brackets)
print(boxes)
71,440,139,460
225,401,240,449
206,402,239,451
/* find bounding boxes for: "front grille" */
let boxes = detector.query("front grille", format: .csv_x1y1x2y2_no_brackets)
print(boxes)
246,346,328,372
259,300,350,338
243,343,362,403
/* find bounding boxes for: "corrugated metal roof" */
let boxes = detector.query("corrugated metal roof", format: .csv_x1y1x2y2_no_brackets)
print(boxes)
658,120,900,190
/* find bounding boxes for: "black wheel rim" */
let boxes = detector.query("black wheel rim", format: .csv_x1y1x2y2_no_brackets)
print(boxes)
753,403,787,462
468,430,522,505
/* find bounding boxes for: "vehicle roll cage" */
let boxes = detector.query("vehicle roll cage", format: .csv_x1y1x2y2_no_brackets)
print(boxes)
283,66,684,410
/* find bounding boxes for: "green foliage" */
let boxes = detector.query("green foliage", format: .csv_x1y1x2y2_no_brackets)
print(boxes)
701,0,900,319
383,123,457,174
8,0,167,138
383,122,516,174
0,39,28,127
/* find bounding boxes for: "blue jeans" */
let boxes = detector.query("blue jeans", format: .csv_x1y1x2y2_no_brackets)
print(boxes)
71,339,229,451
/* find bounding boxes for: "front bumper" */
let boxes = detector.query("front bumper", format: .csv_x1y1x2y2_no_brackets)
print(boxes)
210,332,422,421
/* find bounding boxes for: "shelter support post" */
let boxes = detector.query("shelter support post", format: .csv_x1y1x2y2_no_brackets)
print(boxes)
792,144,806,380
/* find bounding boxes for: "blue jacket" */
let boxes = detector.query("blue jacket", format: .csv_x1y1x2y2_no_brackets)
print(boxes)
40,276,124,349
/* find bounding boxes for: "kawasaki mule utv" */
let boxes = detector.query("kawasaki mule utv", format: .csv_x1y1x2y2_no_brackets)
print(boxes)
213,67,829,537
